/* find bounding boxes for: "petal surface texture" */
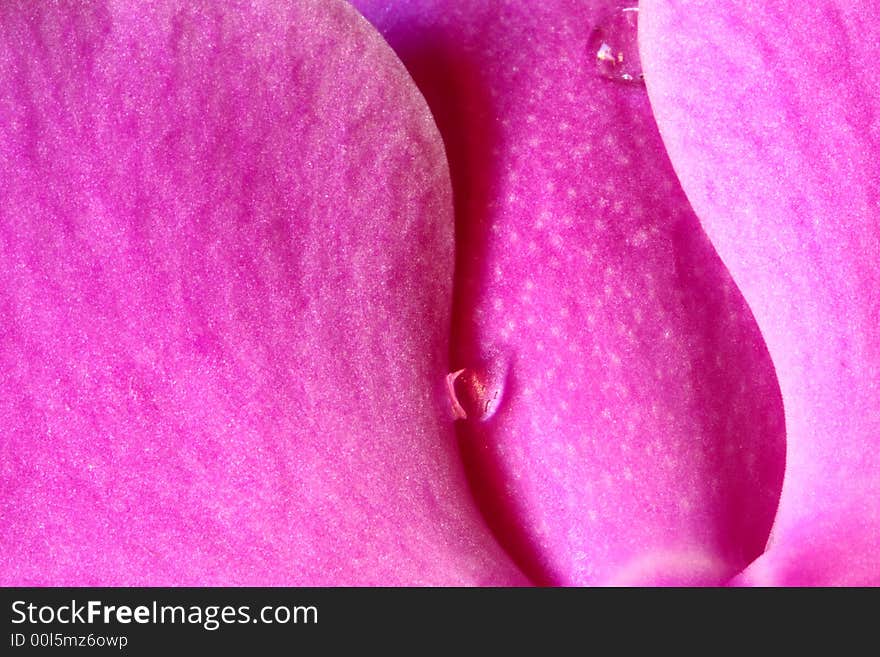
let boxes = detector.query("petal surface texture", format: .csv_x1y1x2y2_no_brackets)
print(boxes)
0,0,526,585
640,0,880,584
354,0,786,585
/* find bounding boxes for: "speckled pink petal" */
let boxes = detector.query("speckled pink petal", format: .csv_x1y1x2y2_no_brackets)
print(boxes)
641,0,880,585
354,0,785,585
0,0,526,586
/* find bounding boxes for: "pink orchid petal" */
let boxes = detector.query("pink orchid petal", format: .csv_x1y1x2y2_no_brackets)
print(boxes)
354,0,785,585
641,0,880,584
0,0,526,585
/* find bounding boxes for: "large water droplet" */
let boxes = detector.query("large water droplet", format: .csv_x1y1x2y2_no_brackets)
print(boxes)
588,4,644,84
446,360,508,422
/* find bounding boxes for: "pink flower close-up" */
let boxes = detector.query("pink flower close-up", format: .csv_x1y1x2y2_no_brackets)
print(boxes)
0,0,877,587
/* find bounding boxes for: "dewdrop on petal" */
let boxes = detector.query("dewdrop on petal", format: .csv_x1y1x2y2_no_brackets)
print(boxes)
588,4,644,84
446,360,508,422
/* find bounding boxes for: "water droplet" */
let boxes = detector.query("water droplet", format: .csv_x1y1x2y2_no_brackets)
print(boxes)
588,4,644,84
446,360,508,422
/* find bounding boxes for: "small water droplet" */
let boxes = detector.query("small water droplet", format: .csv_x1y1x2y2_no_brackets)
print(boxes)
588,4,644,84
446,360,508,422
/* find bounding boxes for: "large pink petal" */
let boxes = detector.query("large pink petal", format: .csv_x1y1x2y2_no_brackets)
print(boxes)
354,0,785,585
0,0,525,585
641,0,880,585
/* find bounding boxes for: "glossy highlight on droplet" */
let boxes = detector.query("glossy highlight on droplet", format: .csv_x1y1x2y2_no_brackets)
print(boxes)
588,4,644,84
446,369,469,420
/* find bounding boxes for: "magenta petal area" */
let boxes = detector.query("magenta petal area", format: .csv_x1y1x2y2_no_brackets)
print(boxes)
0,0,527,585
354,0,785,585
641,0,880,585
